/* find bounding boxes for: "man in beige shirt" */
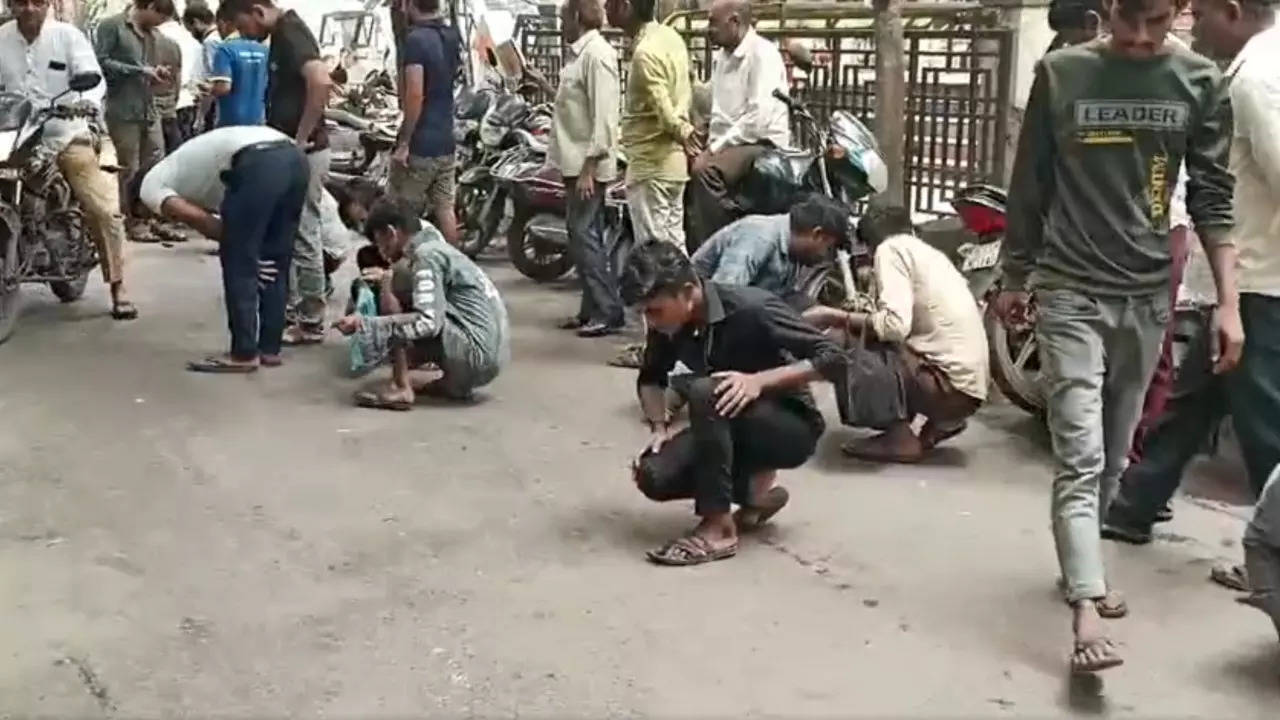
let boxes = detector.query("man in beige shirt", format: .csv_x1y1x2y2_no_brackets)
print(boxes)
806,203,989,463
688,0,790,249
547,0,623,336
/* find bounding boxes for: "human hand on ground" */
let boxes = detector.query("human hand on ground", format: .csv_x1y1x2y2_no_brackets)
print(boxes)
712,371,763,418
332,314,362,336
1211,303,1244,374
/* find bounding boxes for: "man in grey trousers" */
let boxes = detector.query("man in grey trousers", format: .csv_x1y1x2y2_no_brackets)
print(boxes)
996,0,1242,674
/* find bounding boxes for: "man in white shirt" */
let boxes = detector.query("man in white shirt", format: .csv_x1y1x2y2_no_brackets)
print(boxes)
157,6,204,144
181,2,220,132
0,0,137,320
804,203,989,463
128,126,309,372
687,0,790,250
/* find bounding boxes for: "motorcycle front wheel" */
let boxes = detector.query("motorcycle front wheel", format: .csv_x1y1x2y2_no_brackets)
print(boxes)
985,304,1046,415
507,210,573,283
457,185,497,258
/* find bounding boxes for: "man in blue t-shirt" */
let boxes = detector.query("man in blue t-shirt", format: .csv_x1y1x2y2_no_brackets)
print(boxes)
207,3,267,127
391,0,461,246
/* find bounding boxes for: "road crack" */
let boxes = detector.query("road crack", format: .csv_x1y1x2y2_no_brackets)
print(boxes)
55,655,115,713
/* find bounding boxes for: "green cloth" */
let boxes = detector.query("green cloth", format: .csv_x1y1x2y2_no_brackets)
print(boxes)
94,12,157,123
620,22,693,184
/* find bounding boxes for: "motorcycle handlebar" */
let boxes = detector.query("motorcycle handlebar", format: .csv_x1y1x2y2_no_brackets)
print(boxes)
772,88,796,110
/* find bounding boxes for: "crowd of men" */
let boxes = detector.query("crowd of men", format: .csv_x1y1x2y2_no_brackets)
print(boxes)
4,0,1279,677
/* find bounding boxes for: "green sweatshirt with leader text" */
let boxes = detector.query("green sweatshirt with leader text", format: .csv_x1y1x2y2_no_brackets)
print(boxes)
1002,39,1234,297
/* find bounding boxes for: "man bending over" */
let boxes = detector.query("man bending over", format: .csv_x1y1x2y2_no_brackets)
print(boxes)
805,203,989,462
691,193,849,306
627,242,845,566
334,201,510,409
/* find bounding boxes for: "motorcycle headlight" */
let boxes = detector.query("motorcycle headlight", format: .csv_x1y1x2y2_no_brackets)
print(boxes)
479,120,505,148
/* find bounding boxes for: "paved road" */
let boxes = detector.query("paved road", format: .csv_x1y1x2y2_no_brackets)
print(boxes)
1,243,1277,716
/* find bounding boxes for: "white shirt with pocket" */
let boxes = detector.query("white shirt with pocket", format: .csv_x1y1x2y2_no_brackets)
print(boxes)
708,29,791,151
0,19,104,154
1226,25,1280,298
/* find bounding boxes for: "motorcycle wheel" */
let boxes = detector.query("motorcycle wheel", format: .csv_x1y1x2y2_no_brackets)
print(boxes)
458,187,501,259
801,264,847,308
507,210,573,283
0,285,18,345
49,273,89,303
985,304,1046,415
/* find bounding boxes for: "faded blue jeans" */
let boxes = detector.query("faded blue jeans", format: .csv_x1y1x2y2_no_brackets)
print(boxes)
1036,288,1168,602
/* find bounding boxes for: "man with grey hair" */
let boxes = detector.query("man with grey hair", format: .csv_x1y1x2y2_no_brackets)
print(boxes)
687,0,790,250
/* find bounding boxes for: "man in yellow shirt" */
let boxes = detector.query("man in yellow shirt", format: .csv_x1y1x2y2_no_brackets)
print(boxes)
606,0,697,250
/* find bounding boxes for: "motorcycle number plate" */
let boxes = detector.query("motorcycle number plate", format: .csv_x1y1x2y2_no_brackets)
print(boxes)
961,240,1002,272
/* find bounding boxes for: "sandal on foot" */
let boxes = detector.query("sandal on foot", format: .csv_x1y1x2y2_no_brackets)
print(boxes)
282,325,325,346
920,420,967,450
187,356,258,374
354,389,413,411
1210,562,1250,592
260,354,283,368
646,535,738,567
111,302,139,321
1071,637,1124,674
608,343,645,369
1097,590,1128,619
840,436,924,464
734,487,790,532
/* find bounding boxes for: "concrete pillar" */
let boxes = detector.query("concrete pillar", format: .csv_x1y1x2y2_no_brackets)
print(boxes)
981,0,1053,182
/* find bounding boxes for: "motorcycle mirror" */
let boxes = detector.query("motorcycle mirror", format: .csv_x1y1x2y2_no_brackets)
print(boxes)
68,72,102,93
786,40,814,74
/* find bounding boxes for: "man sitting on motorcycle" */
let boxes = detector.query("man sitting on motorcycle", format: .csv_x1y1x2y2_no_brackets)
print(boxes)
686,0,791,251
691,193,848,307
0,0,138,320
334,201,510,410
803,203,989,463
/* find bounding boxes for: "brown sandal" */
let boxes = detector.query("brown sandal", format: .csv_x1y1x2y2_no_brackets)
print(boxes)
734,487,790,532
1071,637,1124,674
646,535,738,566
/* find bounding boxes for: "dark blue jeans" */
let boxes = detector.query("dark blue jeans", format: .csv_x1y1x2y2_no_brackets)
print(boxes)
565,178,623,326
219,144,310,360
1112,294,1280,527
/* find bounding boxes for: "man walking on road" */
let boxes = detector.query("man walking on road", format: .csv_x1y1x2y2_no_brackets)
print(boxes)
0,0,138,320
1104,0,1280,589
547,0,624,337
391,0,462,246
95,0,172,244
131,126,309,373
226,0,333,347
997,0,1242,673
606,0,695,250
687,0,790,250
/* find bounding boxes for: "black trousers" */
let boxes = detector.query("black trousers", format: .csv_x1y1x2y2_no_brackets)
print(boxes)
635,376,822,516
1112,295,1280,527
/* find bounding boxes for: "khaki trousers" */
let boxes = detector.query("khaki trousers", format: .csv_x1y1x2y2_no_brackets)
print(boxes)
626,178,686,251
56,142,126,285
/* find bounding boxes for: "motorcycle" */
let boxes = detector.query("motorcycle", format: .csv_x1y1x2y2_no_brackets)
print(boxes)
0,72,105,345
455,88,551,258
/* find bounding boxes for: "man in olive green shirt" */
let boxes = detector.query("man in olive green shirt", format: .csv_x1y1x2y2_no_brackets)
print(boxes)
95,0,172,242
606,0,697,250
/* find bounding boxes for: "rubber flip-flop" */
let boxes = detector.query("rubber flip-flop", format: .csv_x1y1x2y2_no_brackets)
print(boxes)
187,356,258,374
1210,562,1250,592
734,486,790,532
354,389,413,411
841,437,924,464
111,302,139,321
1071,637,1124,674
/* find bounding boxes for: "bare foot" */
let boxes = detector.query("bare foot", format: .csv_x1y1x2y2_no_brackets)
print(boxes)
841,422,924,463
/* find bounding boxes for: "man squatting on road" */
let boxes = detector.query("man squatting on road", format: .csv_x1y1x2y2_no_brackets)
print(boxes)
997,0,1242,673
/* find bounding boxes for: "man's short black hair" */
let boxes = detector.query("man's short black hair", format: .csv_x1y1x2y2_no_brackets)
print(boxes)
1048,0,1103,30
632,0,658,22
790,194,851,249
183,2,215,25
219,0,275,16
134,0,177,15
362,199,422,240
621,241,699,305
856,201,915,249
329,179,384,230
215,3,236,23
409,0,443,13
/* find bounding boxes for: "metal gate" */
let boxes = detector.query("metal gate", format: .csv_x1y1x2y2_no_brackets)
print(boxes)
518,7,1014,214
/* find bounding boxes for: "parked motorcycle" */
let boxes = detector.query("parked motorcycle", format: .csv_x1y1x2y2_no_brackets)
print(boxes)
0,72,105,345
455,88,551,258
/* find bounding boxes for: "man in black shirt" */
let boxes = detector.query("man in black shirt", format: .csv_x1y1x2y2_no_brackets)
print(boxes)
225,0,333,346
626,242,844,566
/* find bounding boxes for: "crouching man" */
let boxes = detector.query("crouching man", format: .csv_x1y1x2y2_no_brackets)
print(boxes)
334,201,510,409
627,242,845,566
132,125,308,371
804,203,989,462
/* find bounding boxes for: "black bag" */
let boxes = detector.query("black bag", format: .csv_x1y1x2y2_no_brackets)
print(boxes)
832,319,908,430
